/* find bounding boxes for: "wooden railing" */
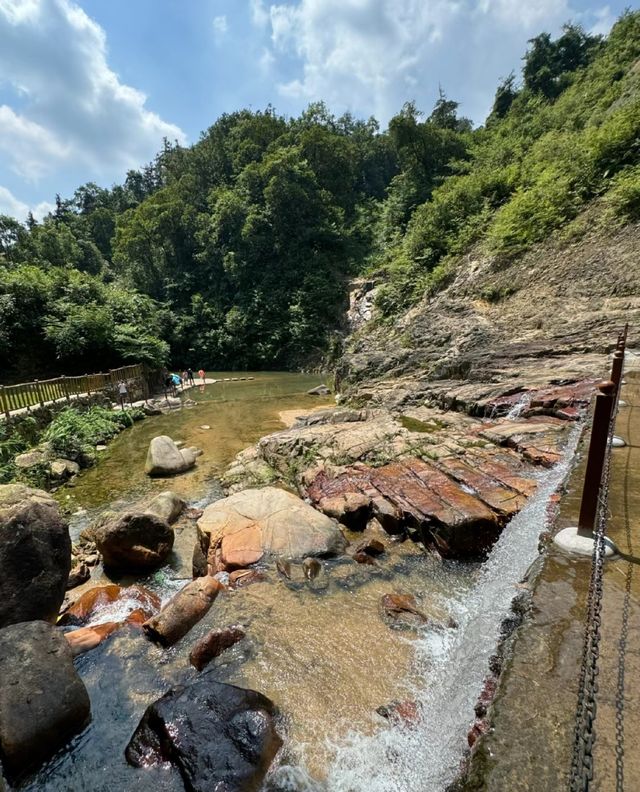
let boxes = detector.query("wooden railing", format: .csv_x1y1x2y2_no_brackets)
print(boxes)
0,363,146,418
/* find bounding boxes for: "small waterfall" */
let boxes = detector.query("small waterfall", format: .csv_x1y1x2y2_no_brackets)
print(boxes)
504,392,531,421
274,425,580,792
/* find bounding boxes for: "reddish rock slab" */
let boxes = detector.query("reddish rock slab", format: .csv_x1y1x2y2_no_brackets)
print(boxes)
58,584,161,626
435,457,528,518
228,569,267,588
306,457,514,558
189,625,246,671
464,448,538,497
486,379,596,418
370,460,502,558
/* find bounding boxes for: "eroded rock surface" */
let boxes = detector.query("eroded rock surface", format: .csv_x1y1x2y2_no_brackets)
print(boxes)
126,675,282,792
197,487,347,572
94,512,174,571
0,484,71,627
0,621,90,781
222,399,576,558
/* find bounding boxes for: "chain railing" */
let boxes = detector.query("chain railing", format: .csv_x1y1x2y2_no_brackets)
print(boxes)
569,325,627,791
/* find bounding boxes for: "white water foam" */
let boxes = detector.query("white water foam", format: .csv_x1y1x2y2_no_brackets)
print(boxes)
273,425,580,792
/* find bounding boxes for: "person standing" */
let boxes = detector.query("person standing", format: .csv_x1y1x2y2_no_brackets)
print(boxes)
187,367,195,386
118,380,128,410
198,368,206,384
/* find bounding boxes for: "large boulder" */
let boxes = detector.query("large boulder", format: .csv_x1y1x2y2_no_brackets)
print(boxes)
93,512,174,571
0,621,90,781
0,484,71,628
145,436,197,477
126,675,282,792
197,487,347,572
144,490,185,524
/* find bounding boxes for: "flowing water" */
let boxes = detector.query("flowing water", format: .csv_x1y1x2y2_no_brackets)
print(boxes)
25,374,580,792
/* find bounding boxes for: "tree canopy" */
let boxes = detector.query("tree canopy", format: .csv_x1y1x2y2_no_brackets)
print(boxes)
1,12,639,381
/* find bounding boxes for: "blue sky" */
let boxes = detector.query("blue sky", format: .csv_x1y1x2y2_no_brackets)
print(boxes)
0,0,632,221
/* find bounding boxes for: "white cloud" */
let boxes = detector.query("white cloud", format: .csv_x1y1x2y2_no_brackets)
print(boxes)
0,105,68,180
250,0,269,28
213,14,228,37
0,185,53,222
252,0,616,125
0,0,185,184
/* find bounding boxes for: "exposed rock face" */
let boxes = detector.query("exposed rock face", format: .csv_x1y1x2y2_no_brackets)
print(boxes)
126,675,282,792
145,435,197,476
0,484,71,628
189,625,246,671
317,492,371,530
308,458,526,559
143,576,222,647
144,490,185,524
197,487,347,572
94,512,174,571
0,621,90,781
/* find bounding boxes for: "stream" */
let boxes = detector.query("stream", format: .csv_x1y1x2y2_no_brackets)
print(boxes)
25,373,577,792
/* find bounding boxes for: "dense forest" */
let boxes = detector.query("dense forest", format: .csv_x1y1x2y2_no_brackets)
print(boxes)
1,11,639,381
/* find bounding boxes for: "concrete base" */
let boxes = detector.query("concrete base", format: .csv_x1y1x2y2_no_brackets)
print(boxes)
554,526,618,557
612,436,626,448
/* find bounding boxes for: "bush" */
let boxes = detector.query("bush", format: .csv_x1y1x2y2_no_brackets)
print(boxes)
602,165,640,224
42,406,143,460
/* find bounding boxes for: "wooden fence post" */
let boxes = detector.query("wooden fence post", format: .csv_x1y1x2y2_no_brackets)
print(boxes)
34,379,45,407
0,386,9,419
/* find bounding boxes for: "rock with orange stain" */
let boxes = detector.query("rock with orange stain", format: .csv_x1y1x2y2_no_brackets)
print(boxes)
380,593,429,628
58,584,161,627
189,625,246,671
228,569,266,588
197,487,346,571
143,576,222,647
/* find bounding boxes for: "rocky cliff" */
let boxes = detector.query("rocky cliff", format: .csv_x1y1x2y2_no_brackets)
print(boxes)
337,211,640,413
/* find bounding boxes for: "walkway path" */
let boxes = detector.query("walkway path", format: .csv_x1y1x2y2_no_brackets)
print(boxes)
463,354,640,791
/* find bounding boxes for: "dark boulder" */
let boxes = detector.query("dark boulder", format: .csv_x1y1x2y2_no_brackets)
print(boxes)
126,675,282,792
0,484,71,628
94,512,174,571
0,621,90,781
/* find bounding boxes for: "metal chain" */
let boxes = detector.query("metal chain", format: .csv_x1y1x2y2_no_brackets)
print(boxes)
615,404,634,792
569,382,618,791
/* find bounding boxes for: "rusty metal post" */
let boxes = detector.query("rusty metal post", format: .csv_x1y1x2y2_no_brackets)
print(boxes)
577,380,615,537
611,349,624,390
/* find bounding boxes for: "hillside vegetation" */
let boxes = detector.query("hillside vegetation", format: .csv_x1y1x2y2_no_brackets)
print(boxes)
1,11,639,381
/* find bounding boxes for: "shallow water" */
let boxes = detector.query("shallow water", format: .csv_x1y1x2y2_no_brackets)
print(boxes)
57,371,331,538
25,374,579,791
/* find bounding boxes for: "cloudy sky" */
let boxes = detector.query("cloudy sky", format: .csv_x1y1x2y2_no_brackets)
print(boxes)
0,0,628,221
